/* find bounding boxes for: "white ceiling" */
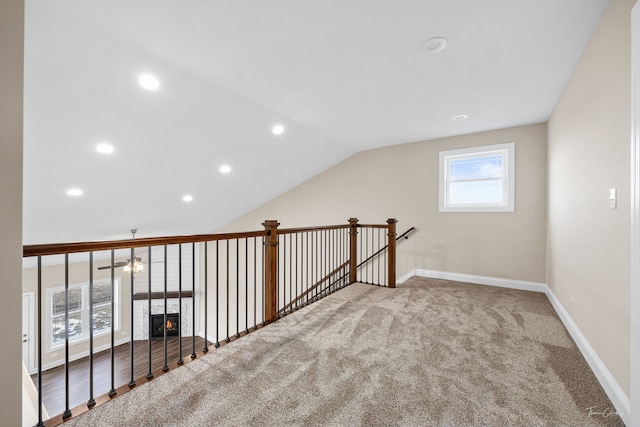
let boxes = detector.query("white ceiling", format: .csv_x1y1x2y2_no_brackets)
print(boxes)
23,0,610,244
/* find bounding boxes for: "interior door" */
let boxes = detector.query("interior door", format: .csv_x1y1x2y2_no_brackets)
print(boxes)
22,292,34,373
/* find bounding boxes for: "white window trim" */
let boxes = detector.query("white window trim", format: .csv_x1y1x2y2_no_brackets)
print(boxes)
46,277,121,352
439,142,515,212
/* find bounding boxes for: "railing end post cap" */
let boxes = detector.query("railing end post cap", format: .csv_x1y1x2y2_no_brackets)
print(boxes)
387,218,397,224
262,220,280,227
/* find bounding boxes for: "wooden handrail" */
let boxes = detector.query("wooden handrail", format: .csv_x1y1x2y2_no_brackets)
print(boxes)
279,260,350,313
277,224,350,235
23,223,393,258
356,226,415,271
23,230,268,258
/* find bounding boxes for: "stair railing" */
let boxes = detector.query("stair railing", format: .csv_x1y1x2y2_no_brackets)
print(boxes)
22,218,400,426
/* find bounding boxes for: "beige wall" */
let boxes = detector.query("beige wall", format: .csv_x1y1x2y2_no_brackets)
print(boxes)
0,0,24,425
548,0,635,397
221,123,548,284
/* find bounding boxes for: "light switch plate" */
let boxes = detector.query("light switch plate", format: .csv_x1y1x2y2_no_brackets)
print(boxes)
610,188,617,210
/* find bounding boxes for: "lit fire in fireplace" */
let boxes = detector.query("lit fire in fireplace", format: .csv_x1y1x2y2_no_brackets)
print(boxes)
151,313,179,338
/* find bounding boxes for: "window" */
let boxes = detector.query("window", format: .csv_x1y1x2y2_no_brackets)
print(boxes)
439,142,515,212
48,278,120,350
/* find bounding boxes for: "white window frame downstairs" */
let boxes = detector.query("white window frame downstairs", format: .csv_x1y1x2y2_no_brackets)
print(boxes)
46,277,121,352
439,142,515,212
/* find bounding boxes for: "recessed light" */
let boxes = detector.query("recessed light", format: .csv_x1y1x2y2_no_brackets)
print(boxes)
421,37,448,54
66,188,83,196
219,164,231,174
182,195,194,202
272,124,285,135
452,114,468,121
139,74,160,91
96,143,114,154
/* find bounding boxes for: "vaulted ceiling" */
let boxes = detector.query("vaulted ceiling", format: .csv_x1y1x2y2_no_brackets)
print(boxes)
23,0,610,244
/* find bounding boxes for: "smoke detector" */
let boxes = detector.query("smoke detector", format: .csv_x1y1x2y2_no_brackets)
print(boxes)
421,37,448,54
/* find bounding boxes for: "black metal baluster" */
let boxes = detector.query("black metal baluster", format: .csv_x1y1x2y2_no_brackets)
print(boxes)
365,227,369,284
365,228,369,283
346,228,349,287
203,242,209,353
320,231,323,296
335,229,340,290
306,232,310,304
253,237,257,330
295,233,299,309
315,230,319,300
325,230,329,295
331,229,335,293
339,229,344,288
330,229,333,293
377,229,381,286
109,250,116,397
323,230,327,295
191,242,197,358
215,241,220,348
63,254,71,419
147,247,153,379
367,227,371,283
129,248,136,387
300,232,304,307
36,256,44,427
370,228,374,283
326,230,329,294
88,252,95,408
358,226,363,283
235,239,240,338
260,236,266,326
289,233,293,311
306,231,310,304
384,235,387,287
338,228,342,287
283,234,286,313
341,229,344,288
163,245,169,372
312,231,316,300
371,228,375,284
178,244,183,365
226,240,230,342
245,237,249,334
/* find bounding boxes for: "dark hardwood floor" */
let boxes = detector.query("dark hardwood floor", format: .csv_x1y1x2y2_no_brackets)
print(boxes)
32,337,210,418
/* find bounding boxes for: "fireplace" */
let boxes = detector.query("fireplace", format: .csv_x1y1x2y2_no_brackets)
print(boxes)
151,313,180,338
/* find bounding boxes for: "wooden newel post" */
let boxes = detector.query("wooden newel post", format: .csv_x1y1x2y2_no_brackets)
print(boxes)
348,218,359,284
387,218,397,289
263,220,280,323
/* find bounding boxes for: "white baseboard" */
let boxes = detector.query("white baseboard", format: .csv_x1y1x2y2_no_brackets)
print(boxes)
39,337,130,373
397,269,417,284
545,288,630,426
414,268,547,293
404,269,630,424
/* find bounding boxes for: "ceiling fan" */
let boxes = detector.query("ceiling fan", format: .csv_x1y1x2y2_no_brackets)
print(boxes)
97,257,144,272
97,229,144,273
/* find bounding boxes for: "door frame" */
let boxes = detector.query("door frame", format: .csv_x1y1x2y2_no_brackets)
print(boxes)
630,3,640,426
22,291,35,374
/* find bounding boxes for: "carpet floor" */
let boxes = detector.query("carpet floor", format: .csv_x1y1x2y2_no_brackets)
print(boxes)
65,277,624,426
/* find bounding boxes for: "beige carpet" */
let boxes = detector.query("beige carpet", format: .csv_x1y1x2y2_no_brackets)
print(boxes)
66,277,624,426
